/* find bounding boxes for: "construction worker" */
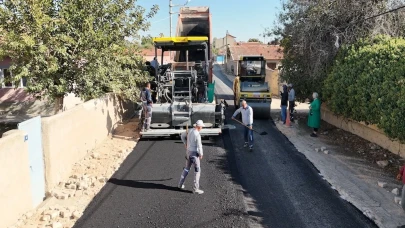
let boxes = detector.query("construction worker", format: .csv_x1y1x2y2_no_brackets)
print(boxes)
178,120,205,194
232,100,254,151
140,82,153,131
150,57,159,71
288,83,296,121
233,76,240,108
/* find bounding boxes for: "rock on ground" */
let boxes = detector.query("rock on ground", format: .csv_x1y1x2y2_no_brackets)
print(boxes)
376,160,389,168
377,182,387,188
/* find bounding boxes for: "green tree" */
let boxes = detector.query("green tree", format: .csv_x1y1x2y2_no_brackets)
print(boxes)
273,0,405,101
141,35,154,48
248,38,261,42
0,0,158,112
324,36,405,142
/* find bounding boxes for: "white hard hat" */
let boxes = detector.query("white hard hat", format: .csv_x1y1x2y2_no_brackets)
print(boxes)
194,120,206,127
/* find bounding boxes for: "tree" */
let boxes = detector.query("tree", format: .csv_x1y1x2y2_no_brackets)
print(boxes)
324,36,405,142
273,0,405,101
0,0,159,112
141,35,154,48
248,38,261,42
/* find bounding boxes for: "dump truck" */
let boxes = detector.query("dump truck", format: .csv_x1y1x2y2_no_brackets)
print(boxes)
139,36,226,138
175,6,213,83
233,56,271,119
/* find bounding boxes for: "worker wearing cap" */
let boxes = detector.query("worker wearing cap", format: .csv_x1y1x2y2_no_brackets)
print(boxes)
288,83,295,121
140,82,153,131
232,100,254,150
177,120,205,194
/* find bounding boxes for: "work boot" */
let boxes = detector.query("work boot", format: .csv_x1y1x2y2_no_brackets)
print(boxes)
193,189,204,194
177,184,185,190
244,142,248,148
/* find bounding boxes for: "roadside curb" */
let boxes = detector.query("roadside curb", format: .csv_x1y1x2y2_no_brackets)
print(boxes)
273,120,405,228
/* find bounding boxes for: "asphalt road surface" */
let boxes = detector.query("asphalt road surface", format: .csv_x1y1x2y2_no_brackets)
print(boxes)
74,65,377,228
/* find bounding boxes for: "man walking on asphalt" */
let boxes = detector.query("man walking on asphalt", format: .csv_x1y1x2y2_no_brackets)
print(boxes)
288,83,296,121
178,120,205,194
232,100,254,151
140,82,153,132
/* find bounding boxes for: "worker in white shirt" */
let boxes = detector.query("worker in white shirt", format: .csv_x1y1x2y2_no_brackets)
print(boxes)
232,100,254,151
232,100,253,150
177,120,205,194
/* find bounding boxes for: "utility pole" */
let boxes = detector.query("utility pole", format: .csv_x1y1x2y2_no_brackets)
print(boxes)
225,30,228,69
169,0,191,60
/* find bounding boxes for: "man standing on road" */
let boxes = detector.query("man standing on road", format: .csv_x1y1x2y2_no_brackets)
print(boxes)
232,100,254,151
288,83,296,121
140,82,153,132
178,120,205,194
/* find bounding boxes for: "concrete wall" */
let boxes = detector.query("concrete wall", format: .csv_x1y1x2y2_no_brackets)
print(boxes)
41,93,132,191
0,130,32,228
321,105,405,158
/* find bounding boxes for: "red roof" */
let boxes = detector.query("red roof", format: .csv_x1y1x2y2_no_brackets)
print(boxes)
229,43,283,60
141,48,169,57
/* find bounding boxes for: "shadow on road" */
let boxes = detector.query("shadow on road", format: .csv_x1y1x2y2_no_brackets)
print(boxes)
108,178,193,193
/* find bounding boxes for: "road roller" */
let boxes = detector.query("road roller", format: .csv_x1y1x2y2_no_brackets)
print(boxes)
232,55,272,119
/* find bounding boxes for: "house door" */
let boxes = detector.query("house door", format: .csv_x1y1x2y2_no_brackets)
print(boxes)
18,116,45,207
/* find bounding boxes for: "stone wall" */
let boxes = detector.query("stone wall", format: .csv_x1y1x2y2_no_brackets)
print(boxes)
321,105,405,158
0,130,32,228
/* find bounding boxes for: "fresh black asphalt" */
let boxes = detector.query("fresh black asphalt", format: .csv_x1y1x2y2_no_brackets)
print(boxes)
73,65,377,228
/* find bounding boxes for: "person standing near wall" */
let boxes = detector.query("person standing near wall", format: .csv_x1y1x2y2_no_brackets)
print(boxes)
288,84,296,121
280,85,288,124
307,92,321,137
140,82,153,132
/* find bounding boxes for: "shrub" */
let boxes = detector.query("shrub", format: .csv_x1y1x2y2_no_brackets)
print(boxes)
324,35,405,143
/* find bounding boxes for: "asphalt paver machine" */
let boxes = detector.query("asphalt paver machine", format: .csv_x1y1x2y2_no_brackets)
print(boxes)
139,37,226,138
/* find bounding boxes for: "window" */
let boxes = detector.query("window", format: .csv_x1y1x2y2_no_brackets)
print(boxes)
0,68,27,88
267,62,277,70
3,68,12,87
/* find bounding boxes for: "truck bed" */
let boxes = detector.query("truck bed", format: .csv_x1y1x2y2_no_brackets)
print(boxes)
175,7,212,81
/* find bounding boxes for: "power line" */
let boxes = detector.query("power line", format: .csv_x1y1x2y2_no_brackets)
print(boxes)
363,5,405,22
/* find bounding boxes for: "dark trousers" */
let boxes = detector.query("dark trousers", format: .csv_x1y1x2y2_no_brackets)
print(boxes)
289,101,295,120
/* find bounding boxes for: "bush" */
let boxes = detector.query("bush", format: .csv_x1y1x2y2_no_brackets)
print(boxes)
324,35,405,143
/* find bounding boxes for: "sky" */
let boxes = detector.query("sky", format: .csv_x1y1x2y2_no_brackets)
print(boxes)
136,0,283,42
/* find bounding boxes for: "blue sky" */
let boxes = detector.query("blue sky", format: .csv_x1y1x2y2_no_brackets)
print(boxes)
137,0,283,42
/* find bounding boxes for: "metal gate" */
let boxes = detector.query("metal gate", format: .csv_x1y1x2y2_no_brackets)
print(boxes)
18,116,45,207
